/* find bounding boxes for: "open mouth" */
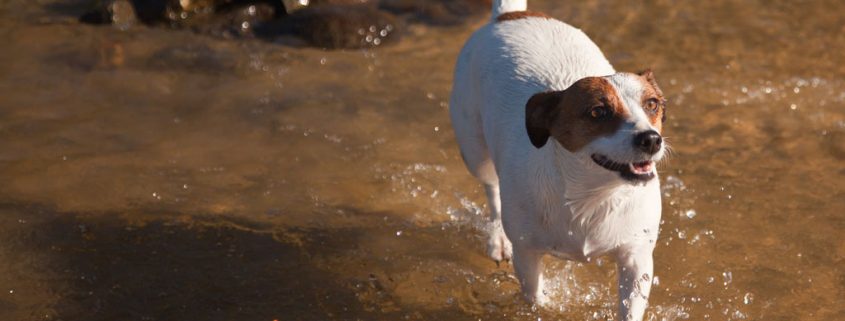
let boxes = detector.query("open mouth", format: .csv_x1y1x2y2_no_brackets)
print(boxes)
591,154,656,182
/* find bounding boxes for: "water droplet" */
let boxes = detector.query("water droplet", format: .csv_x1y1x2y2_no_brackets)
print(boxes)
743,292,754,304
652,276,660,286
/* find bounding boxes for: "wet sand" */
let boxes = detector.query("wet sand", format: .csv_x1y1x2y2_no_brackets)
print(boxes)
1,1,844,320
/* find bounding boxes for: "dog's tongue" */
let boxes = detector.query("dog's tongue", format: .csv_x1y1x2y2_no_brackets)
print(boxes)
629,161,653,174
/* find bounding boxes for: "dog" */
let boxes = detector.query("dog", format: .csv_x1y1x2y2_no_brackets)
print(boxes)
448,1,667,320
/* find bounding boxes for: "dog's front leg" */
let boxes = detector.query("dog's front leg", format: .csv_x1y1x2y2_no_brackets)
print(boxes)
615,247,654,321
512,246,547,305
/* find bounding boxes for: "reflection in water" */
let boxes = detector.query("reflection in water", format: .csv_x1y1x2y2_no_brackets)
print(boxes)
1,1,844,320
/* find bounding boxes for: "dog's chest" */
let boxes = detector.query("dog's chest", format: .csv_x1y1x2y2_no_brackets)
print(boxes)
544,187,661,259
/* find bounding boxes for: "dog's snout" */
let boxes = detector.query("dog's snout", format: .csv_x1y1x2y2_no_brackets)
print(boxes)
633,130,662,154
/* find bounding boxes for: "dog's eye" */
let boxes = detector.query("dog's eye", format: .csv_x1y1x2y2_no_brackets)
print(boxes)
644,98,661,113
590,106,610,119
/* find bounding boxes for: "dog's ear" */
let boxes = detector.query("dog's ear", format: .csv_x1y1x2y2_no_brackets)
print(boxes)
638,68,663,95
638,68,655,82
525,91,563,148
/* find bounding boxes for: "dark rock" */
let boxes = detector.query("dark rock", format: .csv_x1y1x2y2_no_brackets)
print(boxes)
182,2,278,38
281,0,375,13
79,0,139,27
309,0,375,6
78,0,489,49
128,0,172,24
256,4,400,49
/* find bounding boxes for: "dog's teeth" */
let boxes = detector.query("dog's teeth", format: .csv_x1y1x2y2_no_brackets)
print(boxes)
628,161,653,174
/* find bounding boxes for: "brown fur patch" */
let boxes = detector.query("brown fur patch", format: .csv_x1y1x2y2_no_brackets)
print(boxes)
636,70,666,132
526,77,630,151
496,11,551,22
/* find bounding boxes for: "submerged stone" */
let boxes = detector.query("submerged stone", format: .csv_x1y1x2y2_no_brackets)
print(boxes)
79,0,139,27
256,4,400,49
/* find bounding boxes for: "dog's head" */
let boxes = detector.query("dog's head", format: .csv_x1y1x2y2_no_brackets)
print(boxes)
525,70,667,183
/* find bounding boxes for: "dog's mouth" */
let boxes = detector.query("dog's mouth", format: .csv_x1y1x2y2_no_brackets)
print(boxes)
591,154,656,182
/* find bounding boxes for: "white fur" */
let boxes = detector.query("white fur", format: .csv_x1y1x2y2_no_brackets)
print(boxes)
449,3,663,321
492,0,527,17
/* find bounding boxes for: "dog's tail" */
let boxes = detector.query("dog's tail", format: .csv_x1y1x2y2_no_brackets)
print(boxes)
492,0,528,18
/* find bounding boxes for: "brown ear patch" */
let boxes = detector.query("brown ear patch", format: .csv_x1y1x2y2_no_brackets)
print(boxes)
525,91,563,148
637,69,666,132
525,77,629,151
496,11,551,22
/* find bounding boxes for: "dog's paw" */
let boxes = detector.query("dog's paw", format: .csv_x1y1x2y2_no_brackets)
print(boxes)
487,222,513,263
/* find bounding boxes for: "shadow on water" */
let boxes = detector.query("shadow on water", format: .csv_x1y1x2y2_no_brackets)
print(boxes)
0,203,534,321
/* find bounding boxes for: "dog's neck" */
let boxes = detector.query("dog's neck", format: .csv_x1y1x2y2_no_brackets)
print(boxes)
533,142,655,229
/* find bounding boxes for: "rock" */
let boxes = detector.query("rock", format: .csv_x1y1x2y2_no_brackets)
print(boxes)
79,0,139,27
256,4,400,49
78,0,488,49
309,0,374,6
182,2,278,38
176,0,218,12
127,0,172,24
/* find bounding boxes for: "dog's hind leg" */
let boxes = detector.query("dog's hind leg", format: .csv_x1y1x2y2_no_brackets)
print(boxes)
484,183,512,262
450,47,512,263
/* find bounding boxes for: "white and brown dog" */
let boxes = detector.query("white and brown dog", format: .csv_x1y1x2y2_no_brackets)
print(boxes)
449,1,667,320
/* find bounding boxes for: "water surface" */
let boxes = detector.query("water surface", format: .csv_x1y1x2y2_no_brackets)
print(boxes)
1,1,843,320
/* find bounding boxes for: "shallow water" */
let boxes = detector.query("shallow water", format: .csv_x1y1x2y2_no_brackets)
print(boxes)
1,1,843,320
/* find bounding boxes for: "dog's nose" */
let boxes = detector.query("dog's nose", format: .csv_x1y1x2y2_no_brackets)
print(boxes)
633,130,663,154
